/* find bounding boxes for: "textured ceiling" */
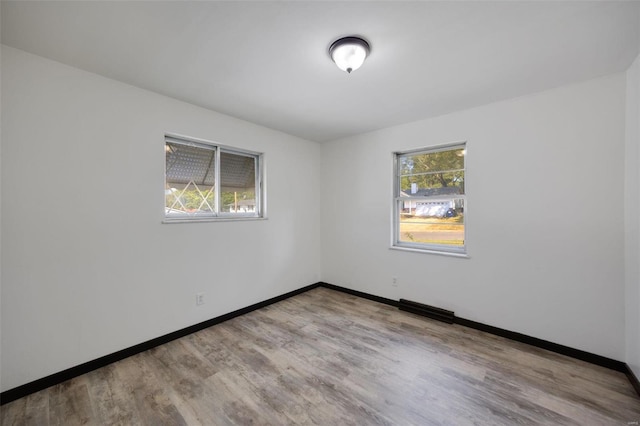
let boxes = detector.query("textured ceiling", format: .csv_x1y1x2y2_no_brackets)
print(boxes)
2,1,639,142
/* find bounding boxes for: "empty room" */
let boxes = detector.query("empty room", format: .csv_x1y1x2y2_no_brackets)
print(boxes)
1,1,640,424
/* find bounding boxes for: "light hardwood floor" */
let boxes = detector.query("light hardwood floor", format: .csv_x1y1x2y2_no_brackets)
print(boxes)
2,287,639,425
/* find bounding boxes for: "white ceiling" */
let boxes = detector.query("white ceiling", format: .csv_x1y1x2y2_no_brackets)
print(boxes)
2,1,639,142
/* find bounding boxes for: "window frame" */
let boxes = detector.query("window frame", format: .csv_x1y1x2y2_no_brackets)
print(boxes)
392,142,467,256
163,134,265,223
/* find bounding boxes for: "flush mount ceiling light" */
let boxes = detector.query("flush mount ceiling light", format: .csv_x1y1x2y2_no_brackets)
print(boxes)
329,36,370,74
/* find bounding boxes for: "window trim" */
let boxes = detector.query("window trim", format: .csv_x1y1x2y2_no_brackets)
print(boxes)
392,141,467,256
163,133,266,223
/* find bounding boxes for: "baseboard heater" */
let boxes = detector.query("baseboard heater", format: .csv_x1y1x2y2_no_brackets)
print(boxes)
398,299,455,324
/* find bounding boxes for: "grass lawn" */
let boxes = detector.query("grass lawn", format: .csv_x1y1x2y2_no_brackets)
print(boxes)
399,214,464,245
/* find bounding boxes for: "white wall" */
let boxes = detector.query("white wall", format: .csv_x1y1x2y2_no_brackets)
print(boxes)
0,9,4,393
626,52,640,378
1,42,636,393
321,73,627,360
0,46,322,391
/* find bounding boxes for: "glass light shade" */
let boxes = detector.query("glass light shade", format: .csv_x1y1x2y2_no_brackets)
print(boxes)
329,37,370,74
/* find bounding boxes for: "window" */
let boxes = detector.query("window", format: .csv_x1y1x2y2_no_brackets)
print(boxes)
393,143,466,254
164,135,264,221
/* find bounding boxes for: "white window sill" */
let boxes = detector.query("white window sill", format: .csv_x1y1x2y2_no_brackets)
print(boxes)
390,245,469,258
163,217,267,224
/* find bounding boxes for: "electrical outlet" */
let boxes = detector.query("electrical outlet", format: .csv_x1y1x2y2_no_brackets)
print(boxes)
196,293,205,306
392,277,398,287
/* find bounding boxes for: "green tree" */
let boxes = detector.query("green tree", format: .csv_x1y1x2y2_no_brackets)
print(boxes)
400,148,464,193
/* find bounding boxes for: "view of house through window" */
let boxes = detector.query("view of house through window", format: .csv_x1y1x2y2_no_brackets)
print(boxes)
165,135,263,221
394,143,466,254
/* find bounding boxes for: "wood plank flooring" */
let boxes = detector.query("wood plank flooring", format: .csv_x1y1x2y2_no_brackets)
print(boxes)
2,287,639,425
